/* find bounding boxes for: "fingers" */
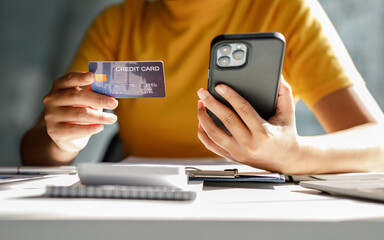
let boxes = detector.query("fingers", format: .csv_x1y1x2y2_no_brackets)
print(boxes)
214,84,265,131
53,72,94,90
197,100,237,151
44,88,118,110
197,122,236,161
269,76,295,125
47,123,104,141
46,71,118,110
197,88,250,139
45,106,117,125
196,76,298,173
43,71,119,152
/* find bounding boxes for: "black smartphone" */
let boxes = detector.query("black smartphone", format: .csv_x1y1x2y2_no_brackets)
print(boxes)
207,32,285,134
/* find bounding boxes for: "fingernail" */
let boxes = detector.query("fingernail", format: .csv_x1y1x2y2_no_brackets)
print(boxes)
198,100,204,109
197,89,207,100
215,85,225,95
84,72,93,82
107,114,118,123
107,98,118,108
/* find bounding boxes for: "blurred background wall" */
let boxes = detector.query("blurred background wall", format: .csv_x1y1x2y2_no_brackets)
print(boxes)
0,0,383,166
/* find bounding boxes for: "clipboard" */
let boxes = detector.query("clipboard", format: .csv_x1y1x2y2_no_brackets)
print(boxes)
186,168,285,183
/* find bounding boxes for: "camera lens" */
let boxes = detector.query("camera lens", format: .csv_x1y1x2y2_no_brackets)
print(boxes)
218,56,231,67
219,45,232,55
232,50,245,60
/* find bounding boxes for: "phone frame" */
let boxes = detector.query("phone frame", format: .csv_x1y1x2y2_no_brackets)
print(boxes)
207,32,286,133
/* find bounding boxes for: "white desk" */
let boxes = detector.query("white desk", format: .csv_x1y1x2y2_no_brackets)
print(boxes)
1,168,384,239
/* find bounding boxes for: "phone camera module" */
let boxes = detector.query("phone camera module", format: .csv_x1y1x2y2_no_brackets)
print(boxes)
219,45,232,55
216,43,247,68
218,56,231,67
232,50,245,60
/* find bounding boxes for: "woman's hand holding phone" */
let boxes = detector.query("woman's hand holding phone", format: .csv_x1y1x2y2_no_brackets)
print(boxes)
197,76,301,174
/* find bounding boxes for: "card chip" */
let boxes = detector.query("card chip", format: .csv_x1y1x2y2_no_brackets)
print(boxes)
95,74,107,82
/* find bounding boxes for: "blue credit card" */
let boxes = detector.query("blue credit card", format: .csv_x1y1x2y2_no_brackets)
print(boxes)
88,61,166,98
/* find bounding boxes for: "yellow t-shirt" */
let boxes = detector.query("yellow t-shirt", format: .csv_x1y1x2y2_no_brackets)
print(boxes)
69,0,360,158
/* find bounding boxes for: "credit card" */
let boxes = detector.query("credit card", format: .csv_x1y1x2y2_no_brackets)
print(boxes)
88,61,166,98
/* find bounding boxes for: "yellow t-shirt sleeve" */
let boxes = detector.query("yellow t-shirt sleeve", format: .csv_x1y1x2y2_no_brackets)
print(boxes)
67,4,124,73
278,0,363,108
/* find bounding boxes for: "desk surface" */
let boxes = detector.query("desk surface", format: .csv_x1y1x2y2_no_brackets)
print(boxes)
1,163,384,240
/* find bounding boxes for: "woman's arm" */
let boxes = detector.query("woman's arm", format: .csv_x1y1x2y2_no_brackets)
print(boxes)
298,80,384,174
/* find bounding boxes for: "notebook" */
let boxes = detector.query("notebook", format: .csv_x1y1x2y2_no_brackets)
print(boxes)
46,184,196,201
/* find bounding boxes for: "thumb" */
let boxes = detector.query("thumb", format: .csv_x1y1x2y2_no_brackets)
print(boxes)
269,75,295,125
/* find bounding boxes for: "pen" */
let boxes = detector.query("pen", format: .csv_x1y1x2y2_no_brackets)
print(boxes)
0,166,77,175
